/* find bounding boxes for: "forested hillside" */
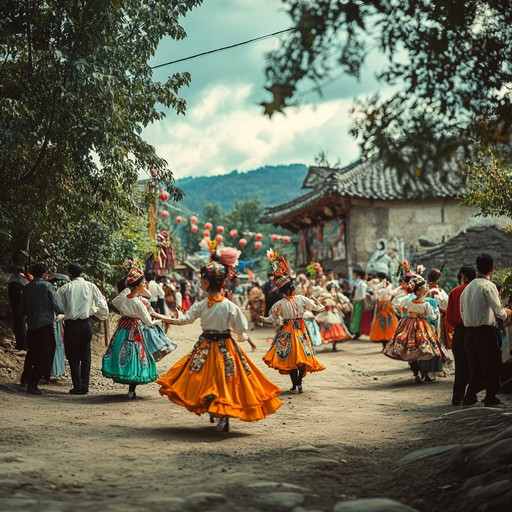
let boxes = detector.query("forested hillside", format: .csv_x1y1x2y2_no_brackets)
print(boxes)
176,164,308,214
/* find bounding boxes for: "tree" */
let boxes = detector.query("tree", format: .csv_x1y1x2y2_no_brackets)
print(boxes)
0,0,202,266
262,1,512,176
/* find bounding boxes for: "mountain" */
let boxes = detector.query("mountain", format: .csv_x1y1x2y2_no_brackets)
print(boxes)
175,164,308,214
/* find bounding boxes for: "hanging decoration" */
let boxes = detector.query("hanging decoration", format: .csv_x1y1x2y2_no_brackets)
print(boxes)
176,216,183,224
217,225,225,234
229,229,238,238
160,210,169,219
282,235,291,243
190,216,198,224
153,230,175,276
270,234,279,242
191,225,198,233
247,232,254,238
255,233,263,240
239,238,247,248
159,189,170,201
254,241,262,249
215,234,223,243
204,222,213,230
203,230,210,237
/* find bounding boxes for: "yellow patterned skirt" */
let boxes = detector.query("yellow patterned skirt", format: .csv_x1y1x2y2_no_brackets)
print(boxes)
262,319,326,375
157,333,282,422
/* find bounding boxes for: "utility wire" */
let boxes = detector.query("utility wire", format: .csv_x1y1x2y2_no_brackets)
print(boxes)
151,27,295,70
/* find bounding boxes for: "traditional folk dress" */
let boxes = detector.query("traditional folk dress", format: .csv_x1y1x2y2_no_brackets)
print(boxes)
383,298,441,362
157,297,282,422
303,310,323,347
102,291,159,385
349,278,368,335
262,295,326,375
315,306,352,345
369,281,398,343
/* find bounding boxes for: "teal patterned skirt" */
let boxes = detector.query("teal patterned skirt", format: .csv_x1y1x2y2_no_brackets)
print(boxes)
102,317,158,385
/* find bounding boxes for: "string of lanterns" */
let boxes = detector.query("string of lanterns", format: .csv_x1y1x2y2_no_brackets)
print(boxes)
157,189,292,249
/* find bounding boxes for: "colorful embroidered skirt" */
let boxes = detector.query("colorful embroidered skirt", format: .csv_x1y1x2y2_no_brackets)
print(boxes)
304,318,323,346
102,317,158,385
157,335,282,422
369,301,398,342
262,319,326,375
383,317,441,363
143,324,178,361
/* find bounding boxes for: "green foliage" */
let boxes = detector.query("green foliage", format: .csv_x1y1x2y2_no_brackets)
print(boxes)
460,145,512,228
492,268,512,302
0,0,201,274
263,1,512,175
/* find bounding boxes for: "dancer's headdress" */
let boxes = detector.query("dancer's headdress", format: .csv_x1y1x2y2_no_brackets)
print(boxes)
267,248,293,291
125,264,145,286
200,242,241,288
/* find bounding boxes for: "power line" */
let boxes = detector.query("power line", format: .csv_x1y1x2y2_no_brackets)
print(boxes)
151,27,294,70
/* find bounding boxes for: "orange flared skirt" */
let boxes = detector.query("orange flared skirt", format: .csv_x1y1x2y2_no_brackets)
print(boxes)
262,319,326,375
370,301,399,342
157,335,282,422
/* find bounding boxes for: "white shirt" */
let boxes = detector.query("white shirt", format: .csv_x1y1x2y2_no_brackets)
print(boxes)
148,280,165,301
58,277,109,321
173,298,248,336
112,290,158,327
404,299,437,322
263,295,325,323
352,279,368,301
460,277,507,327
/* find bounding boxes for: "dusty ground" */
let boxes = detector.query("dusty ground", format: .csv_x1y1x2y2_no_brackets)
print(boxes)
0,318,511,512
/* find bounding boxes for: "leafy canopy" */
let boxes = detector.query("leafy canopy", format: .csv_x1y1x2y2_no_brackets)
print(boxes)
262,0,512,175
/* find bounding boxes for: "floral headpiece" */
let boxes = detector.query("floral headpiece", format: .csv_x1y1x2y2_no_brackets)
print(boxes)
125,264,144,286
267,248,293,291
306,261,323,277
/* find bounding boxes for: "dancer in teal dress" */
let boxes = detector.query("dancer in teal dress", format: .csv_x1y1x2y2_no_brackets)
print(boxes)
102,264,174,399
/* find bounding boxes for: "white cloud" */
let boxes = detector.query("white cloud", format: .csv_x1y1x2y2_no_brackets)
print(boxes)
145,84,361,180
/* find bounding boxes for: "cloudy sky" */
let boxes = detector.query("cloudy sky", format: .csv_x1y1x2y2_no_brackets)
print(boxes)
143,0,383,180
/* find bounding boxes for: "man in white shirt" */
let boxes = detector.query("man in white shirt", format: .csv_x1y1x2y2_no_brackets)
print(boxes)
145,271,166,313
58,263,109,395
349,269,368,339
460,254,512,406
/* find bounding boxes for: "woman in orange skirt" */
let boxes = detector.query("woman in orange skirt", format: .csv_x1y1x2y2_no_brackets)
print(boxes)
369,272,399,350
157,248,282,432
259,249,326,394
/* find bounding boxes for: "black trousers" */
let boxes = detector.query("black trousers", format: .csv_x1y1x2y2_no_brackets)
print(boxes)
22,324,56,387
464,325,501,401
12,316,27,350
451,324,469,402
64,319,92,392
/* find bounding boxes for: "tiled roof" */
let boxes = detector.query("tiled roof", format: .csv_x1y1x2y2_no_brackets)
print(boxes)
261,159,464,223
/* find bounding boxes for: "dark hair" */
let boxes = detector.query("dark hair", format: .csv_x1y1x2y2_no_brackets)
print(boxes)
427,268,442,283
457,265,476,282
353,269,366,278
31,262,47,278
279,281,296,296
68,263,82,278
476,253,493,275
376,272,387,280
127,275,144,289
144,270,155,281
414,279,427,293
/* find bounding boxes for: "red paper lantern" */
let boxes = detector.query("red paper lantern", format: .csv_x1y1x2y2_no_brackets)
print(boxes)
247,232,254,238
160,210,169,219
282,235,291,243
217,225,225,234
255,233,263,241
239,238,247,248
215,234,223,243
271,234,279,242
159,189,170,201
190,216,198,224
229,229,238,238
204,222,213,230
175,216,183,224
191,224,198,233
203,230,210,237
254,241,262,249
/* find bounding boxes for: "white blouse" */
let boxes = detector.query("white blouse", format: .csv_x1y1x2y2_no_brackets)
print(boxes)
112,290,158,327
173,297,248,336
263,294,325,323
404,299,437,321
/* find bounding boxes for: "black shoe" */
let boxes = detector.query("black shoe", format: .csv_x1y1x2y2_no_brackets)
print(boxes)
451,400,461,406
482,396,502,406
26,386,43,395
297,385,303,394
290,386,296,392
20,379,29,387
69,388,84,395
462,398,478,406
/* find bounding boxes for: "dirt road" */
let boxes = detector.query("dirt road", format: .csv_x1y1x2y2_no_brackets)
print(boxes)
1,321,510,512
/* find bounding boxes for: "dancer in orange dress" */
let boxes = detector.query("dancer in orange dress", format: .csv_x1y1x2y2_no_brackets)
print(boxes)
157,245,282,432
369,272,399,350
260,249,326,394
